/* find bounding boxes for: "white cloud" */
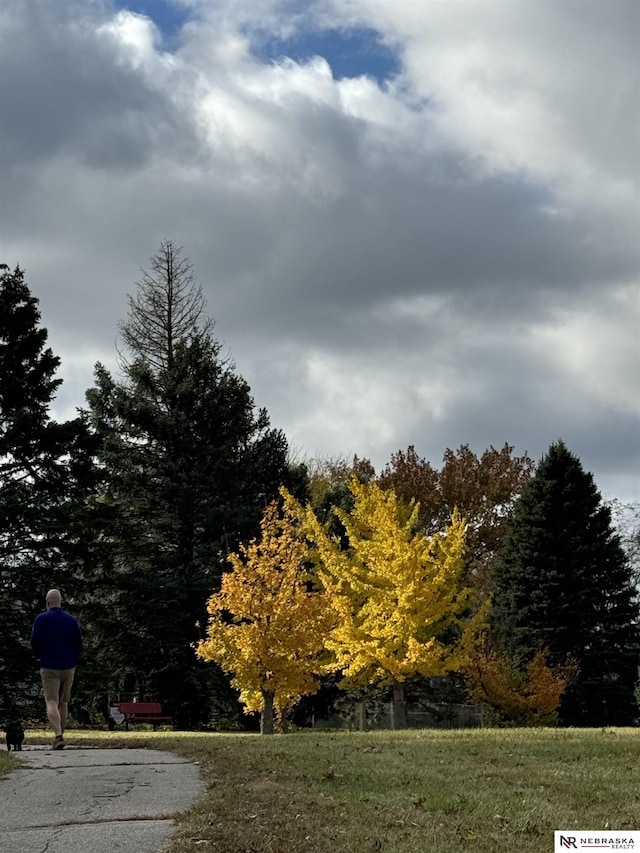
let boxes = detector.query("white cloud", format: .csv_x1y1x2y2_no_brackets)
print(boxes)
324,0,639,211
97,9,162,68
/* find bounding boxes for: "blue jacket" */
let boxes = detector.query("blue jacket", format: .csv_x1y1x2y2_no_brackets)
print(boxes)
31,608,83,670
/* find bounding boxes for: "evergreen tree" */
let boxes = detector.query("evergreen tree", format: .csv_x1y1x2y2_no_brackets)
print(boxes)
491,440,640,726
118,238,212,374
82,243,298,728
0,264,93,719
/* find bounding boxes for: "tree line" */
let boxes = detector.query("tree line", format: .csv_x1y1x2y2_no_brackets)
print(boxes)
1,246,638,731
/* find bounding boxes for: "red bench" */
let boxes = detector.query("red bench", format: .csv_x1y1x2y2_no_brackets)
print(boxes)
116,702,173,731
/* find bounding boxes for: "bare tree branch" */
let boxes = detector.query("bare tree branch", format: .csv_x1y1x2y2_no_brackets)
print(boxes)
118,240,212,372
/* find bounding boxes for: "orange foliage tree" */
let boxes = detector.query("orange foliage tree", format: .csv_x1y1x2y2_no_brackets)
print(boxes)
196,495,335,734
378,444,534,592
462,640,578,726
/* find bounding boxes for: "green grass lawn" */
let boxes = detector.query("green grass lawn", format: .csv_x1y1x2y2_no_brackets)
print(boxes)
20,727,640,853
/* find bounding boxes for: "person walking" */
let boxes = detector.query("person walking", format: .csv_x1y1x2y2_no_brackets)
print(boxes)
30,589,83,750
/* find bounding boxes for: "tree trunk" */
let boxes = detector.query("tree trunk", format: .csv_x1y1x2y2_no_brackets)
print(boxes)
392,680,408,729
279,706,290,734
357,700,366,732
261,690,275,735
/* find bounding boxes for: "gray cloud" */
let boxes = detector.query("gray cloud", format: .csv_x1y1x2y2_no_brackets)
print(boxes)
1,0,638,501
1,1,170,167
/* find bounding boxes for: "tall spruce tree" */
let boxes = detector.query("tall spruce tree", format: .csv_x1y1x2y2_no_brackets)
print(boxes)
491,440,640,726
0,264,93,719
83,243,298,728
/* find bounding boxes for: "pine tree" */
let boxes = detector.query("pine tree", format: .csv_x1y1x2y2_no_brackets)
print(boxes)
82,244,297,728
118,239,212,374
0,264,93,718
491,440,640,726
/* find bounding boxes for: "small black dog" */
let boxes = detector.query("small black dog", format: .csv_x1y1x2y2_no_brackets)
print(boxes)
5,721,25,751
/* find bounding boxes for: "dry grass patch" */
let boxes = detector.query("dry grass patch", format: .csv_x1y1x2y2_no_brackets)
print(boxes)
0,750,13,778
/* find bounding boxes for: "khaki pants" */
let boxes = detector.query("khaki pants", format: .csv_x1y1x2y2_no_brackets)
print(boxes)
41,668,75,703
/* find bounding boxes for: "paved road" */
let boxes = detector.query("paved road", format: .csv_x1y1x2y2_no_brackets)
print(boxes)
0,745,204,853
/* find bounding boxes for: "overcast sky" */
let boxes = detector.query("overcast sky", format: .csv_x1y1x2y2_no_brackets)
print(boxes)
1,0,639,501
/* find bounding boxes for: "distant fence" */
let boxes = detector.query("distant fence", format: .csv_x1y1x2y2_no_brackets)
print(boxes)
406,704,484,729
313,702,484,731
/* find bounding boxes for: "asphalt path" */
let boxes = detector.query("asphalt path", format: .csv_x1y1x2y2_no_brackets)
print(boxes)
0,745,204,853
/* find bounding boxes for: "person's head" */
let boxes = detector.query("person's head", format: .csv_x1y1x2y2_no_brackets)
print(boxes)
45,589,62,609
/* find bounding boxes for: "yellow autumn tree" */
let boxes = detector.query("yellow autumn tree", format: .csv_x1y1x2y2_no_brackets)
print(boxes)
301,477,483,728
196,496,335,734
